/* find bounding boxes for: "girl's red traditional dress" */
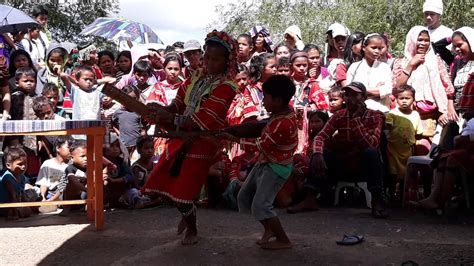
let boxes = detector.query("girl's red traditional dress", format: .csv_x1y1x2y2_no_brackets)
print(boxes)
291,78,329,154
141,71,237,204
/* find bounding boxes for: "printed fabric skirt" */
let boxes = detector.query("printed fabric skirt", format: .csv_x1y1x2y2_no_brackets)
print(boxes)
141,137,219,204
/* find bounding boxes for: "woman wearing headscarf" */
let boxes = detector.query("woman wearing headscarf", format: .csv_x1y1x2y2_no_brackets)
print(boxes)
393,26,455,154
248,25,274,56
141,31,238,246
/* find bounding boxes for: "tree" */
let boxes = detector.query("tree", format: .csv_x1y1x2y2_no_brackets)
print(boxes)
3,0,120,43
209,0,473,54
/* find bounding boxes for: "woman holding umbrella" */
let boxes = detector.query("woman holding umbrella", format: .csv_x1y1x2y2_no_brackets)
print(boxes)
141,31,238,245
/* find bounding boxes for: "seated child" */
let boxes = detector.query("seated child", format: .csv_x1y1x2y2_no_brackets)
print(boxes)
0,147,37,219
35,136,73,210
276,57,291,77
277,110,329,208
224,75,298,250
104,134,145,209
57,140,88,210
327,85,345,115
131,136,155,189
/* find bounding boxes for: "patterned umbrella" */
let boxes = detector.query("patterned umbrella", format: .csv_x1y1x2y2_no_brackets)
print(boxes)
80,17,162,44
0,4,38,33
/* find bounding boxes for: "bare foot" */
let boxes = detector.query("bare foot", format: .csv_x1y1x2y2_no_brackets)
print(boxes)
177,217,186,235
417,198,439,210
260,240,292,250
256,230,275,245
181,229,198,245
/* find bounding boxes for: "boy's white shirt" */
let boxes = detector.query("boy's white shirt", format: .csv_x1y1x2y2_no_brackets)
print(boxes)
35,158,68,190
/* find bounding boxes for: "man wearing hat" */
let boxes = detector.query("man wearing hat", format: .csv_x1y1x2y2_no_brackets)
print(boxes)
182,40,202,79
423,0,453,44
288,82,388,218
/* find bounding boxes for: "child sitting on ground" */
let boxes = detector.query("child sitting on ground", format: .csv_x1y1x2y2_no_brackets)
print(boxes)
57,140,88,213
104,134,145,209
131,136,155,189
35,136,73,213
277,110,329,208
0,147,37,219
223,75,298,250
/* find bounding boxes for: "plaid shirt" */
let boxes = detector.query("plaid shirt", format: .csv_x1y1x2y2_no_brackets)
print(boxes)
312,108,385,154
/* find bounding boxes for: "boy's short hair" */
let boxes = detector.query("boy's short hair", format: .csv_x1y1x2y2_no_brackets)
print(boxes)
136,135,153,151
393,84,416,97
42,82,59,95
262,75,296,104
32,95,53,114
15,67,36,81
69,140,87,153
277,56,290,68
172,41,184,49
74,65,96,80
54,136,74,156
4,146,27,164
328,85,344,97
132,60,153,75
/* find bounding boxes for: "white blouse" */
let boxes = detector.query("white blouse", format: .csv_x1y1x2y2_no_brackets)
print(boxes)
346,59,393,113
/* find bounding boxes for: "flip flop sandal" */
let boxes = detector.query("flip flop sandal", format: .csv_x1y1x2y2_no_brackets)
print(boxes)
336,235,364,246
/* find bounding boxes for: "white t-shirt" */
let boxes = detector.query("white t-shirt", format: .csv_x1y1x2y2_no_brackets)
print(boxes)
346,59,393,113
71,85,101,120
21,38,45,68
429,25,453,49
35,158,68,191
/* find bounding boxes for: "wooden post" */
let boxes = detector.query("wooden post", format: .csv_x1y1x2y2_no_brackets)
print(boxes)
94,134,104,230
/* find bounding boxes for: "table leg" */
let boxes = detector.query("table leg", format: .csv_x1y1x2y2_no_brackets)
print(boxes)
86,136,95,221
94,134,104,230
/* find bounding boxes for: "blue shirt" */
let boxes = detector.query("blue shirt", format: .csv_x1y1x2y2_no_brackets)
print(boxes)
0,170,26,215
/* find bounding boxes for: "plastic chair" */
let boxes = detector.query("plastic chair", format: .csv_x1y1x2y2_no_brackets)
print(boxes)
402,144,437,207
334,182,372,208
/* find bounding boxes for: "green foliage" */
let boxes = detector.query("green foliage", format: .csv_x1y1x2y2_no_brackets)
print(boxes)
210,0,473,54
2,0,119,43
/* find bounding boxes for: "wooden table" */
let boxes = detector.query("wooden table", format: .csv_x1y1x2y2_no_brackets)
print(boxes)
0,120,106,230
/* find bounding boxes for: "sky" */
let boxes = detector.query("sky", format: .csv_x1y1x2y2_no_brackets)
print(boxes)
119,0,237,45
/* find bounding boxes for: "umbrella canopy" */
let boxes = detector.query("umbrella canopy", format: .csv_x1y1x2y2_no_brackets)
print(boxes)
0,4,38,33
80,17,162,44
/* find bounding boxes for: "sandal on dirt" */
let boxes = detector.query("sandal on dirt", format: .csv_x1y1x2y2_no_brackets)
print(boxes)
336,235,364,246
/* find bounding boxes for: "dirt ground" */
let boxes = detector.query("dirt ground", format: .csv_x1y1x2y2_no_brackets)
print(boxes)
1,206,473,265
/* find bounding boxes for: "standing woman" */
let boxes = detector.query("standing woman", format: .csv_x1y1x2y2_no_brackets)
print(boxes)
98,50,116,77
141,31,238,245
248,26,274,56
393,26,454,153
346,33,393,113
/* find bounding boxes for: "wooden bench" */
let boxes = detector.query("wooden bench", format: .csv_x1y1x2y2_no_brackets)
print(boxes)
0,120,106,230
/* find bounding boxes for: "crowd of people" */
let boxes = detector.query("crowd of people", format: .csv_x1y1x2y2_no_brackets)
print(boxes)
0,1,473,249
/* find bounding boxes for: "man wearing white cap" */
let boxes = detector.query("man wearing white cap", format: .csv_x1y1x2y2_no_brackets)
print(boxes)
182,40,202,79
326,23,350,87
423,0,453,44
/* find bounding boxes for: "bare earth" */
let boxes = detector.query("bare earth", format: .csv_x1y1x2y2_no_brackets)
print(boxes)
1,206,473,265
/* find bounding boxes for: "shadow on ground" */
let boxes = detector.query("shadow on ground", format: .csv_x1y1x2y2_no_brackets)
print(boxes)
1,206,474,265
